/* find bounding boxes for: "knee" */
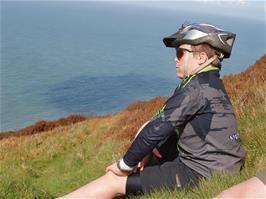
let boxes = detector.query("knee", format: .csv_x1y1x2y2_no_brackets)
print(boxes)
105,171,127,194
105,171,121,181
105,171,115,177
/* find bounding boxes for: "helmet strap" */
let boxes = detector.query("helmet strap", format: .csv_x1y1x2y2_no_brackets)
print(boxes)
190,55,218,75
184,46,193,78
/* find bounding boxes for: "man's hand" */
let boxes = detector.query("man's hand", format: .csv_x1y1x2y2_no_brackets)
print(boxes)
152,148,162,158
106,162,131,176
132,148,162,172
133,154,151,172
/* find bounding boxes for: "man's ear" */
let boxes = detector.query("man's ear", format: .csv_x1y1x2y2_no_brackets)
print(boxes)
198,52,208,65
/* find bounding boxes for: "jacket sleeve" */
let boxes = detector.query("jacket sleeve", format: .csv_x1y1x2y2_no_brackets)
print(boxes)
123,84,205,167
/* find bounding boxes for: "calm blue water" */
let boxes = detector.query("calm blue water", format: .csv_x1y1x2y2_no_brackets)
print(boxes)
1,1,265,131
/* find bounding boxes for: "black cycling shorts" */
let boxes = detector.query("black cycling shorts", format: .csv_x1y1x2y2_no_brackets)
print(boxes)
125,133,203,195
126,157,203,195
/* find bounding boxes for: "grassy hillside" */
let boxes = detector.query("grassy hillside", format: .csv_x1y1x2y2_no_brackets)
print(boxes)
1,55,265,199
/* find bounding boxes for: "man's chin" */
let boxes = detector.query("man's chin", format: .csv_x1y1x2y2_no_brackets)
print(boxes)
176,73,184,79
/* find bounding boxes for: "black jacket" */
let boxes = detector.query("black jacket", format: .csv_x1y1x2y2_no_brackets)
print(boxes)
123,68,246,177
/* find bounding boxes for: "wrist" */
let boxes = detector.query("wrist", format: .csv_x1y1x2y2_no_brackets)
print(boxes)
117,159,134,172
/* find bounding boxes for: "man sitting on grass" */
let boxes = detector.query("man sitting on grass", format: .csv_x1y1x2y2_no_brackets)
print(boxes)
59,23,246,199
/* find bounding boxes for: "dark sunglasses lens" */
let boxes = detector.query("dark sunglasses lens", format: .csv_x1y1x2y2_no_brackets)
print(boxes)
176,49,184,60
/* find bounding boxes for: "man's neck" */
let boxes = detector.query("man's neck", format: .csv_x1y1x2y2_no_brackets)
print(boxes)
198,65,220,73
182,65,220,83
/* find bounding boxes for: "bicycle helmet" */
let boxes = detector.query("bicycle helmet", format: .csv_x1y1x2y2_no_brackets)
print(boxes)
163,23,236,58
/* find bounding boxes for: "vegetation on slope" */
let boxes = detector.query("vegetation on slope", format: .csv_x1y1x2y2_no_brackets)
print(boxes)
0,115,88,140
0,55,265,198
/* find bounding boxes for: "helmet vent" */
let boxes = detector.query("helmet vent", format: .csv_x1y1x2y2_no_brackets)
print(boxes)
226,38,234,46
183,29,208,40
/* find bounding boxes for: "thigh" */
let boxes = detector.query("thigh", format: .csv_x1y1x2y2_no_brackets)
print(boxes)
59,171,127,198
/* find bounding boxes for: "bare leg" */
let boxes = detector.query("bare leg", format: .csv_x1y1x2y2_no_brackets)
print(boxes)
58,171,127,199
213,177,266,199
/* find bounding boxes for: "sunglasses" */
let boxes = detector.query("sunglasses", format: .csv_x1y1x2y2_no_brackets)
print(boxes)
175,48,194,61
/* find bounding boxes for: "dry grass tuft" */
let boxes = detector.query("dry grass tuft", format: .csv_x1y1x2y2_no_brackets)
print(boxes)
223,54,266,117
0,114,88,140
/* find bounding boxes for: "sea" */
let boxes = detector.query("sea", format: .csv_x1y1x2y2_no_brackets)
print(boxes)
1,1,265,131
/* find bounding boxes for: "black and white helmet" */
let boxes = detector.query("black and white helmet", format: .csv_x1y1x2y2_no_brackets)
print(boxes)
163,23,236,58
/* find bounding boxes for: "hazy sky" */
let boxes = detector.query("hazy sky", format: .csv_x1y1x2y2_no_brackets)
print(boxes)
4,0,265,22
118,1,265,22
